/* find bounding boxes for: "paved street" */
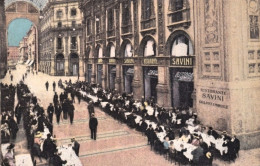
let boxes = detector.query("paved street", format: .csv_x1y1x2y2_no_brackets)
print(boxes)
1,65,260,166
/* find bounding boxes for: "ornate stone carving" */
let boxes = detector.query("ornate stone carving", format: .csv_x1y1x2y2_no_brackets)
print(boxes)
204,0,219,44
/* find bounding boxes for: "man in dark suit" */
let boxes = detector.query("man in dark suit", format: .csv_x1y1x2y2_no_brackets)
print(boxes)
71,138,80,156
68,101,75,124
207,127,219,139
88,102,95,117
47,103,54,124
89,113,98,140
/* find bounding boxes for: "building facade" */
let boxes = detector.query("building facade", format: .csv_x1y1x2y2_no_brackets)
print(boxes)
19,37,28,62
0,0,7,78
39,0,84,76
7,46,20,63
79,0,260,149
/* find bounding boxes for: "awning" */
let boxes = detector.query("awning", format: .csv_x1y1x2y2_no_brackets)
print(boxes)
110,67,116,73
28,60,35,66
174,72,193,82
25,59,30,65
147,70,158,77
126,68,134,75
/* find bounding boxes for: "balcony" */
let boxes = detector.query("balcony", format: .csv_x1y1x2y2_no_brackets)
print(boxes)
167,8,191,30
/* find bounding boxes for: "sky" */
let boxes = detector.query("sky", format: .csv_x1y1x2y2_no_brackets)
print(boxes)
8,18,33,46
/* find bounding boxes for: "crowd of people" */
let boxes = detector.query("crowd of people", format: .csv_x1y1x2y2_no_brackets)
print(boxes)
62,81,240,165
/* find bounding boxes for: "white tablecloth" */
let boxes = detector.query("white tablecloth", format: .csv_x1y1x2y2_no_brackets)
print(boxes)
172,140,196,161
1,143,12,157
15,154,33,166
58,145,82,166
135,115,143,124
213,138,228,155
146,106,154,116
157,132,167,142
145,120,157,129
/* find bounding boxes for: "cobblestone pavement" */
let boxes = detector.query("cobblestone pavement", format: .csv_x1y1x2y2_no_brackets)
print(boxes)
1,65,260,166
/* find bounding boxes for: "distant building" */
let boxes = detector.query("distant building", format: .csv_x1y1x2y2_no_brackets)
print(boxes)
0,0,7,77
19,37,28,62
26,25,38,70
39,0,83,76
7,46,20,63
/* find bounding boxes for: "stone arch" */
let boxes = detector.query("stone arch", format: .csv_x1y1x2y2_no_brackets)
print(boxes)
165,30,194,56
120,39,133,57
106,42,116,58
95,44,103,58
138,35,157,57
6,1,40,27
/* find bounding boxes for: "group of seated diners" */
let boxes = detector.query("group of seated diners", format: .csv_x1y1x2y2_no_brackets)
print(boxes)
62,81,240,165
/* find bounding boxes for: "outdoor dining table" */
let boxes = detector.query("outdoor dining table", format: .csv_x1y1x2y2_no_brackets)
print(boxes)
15,154,33,166
58,145,83,166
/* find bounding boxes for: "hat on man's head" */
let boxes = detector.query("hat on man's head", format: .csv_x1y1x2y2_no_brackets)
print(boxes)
91,113,95,117
209,127,213,130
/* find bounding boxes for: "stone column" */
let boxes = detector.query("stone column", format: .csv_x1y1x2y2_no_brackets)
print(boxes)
115,61,122,92
102,60,108,89
64,36,69,76
156,58,172,109
132,58,142,101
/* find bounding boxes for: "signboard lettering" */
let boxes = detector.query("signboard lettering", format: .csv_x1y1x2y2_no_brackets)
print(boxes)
97,59,103,63
124,58,134,64
199,88,229,109
171,57,193,66
109,59,116,63
143,58,158,65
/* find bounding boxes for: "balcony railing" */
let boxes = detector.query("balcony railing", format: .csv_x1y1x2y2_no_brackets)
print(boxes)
121,24,132,34
167,8,191,29
141,17,156,30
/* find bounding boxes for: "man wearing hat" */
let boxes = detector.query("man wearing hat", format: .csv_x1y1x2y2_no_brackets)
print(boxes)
71,138,80,156
88,101,95,117
49,149,67,166
47,103,54,124
89,113,98,140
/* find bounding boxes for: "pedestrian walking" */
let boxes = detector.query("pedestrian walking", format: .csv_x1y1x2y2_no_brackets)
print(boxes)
68,101,75,124
89,113,98,140
71,92,75,103
10,74,13,81
47,103,54,123
53,81,56,92
55,103,62,124
22,75,24,81
45,81,49,91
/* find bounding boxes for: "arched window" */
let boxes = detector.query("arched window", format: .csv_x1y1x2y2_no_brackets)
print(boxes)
125,43,133,57
142,0,154,20
110,45,115,58
144,40,156,57
98,47,103,58
171,35,193,56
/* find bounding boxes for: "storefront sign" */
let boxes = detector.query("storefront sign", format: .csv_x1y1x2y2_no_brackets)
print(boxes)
143,58,158,65
123,58,135,64
109,59,116,64
97,59,103,63
171,57,193,66
199,88,229,109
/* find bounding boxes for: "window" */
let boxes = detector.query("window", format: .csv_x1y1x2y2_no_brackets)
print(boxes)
71,8,77,16
122,3,130,25
56,10,63,18
144,40,156,57
107,8,114,30
142,0,154,20
57,38,62,49
71,37,77,49
96,16,101,34
171,35,193,56
57,22,62,28
168,0,190,24
87,19,91,36
250,15,259,39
